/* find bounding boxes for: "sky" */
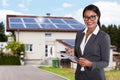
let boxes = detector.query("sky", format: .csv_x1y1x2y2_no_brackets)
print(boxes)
0,0,120,28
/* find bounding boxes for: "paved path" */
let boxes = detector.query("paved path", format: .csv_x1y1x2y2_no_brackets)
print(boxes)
0,66,68,80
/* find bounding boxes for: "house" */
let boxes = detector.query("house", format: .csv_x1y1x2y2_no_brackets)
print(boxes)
0,42,7,48
6,15,85,65
113,51,120,70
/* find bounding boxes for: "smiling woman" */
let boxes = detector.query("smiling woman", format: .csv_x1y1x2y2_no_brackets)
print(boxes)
74,4,111,80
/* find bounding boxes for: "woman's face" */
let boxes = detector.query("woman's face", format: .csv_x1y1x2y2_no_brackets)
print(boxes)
83,10,99,29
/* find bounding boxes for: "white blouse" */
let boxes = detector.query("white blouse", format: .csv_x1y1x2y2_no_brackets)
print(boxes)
80,26,100,71
80,26,99,55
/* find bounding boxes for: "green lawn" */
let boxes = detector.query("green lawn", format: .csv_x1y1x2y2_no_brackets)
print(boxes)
39,66,120,80
39,66,75,80
105,70,120,80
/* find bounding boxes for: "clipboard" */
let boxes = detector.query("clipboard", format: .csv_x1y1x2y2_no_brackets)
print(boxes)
61,53,78,63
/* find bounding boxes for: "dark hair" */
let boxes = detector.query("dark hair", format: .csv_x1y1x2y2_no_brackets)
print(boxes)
83,4,101,27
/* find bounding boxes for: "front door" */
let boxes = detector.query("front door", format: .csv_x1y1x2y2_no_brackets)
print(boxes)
45,45,54,57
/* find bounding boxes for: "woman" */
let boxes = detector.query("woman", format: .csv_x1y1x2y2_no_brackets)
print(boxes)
74,4,110,80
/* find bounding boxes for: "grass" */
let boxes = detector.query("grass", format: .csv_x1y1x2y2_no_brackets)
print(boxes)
105,70,120,80
39,66,120,80
39,66,75,80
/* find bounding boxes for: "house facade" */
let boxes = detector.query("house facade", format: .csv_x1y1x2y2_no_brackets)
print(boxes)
6,15,85,65
15,31,77,65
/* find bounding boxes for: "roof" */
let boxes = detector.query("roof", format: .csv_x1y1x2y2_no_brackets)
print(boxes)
6,15,85,32
56,39,75,48
113,51,120,56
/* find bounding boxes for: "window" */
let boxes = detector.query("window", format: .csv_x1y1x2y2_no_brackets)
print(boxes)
45,33,52,37
25,44,33,52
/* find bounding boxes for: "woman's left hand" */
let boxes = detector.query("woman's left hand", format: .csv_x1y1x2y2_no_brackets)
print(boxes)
78,57,93,67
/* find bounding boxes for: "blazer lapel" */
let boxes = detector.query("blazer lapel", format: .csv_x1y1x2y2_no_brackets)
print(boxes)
83,34,97,56
78,33,85,46
77,32,85,57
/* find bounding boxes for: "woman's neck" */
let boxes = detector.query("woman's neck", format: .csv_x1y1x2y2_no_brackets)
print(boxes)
87,26,96,34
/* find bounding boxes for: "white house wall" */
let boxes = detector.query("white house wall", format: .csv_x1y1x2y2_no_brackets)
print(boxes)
55,41,66,58
15,31,77,65
15,31,45,60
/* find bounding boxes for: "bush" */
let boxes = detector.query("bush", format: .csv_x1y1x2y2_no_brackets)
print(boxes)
5,41,25,56
0,54,20,65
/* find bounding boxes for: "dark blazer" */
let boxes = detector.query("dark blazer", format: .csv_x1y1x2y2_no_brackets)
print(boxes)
74,29,111,80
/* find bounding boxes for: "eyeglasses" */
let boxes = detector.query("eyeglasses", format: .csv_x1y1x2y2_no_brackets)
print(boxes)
83,15,97,21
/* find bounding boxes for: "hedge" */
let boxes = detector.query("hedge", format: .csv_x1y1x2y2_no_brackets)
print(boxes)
0,54,21,65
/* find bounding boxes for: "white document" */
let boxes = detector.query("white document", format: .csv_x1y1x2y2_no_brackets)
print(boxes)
61,53,78,63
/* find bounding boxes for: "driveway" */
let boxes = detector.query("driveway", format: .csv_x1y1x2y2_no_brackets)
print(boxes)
0,66,68,80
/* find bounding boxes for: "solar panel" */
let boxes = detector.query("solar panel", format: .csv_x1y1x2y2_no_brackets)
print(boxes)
71,25,85,29
40,24,56,28
38,18,50,23
23,18,36,23
9,18,22,22
10,23,24,28
64,19,79,24
25,24,40,28
50,18,65,24
55,24,71,29
8,15,85,30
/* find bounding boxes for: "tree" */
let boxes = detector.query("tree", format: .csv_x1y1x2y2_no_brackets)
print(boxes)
117,27,120,51
5,41,25,56
101,24,120,52
0,22,7,42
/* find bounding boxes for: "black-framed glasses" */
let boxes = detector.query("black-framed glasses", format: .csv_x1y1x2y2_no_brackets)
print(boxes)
83,15,97,21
